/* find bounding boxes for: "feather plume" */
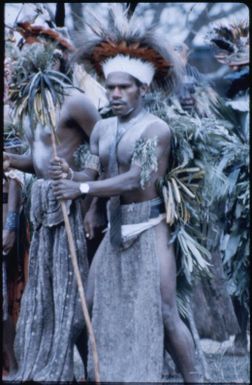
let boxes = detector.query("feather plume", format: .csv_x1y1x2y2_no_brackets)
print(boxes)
72,4,184,94
16,21,75,52
206,20,249,66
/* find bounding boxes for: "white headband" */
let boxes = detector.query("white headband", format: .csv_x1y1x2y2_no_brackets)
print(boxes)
102,54,155,85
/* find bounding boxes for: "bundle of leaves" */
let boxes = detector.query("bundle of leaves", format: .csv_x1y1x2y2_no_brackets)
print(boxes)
210,96,249,308
145,93,213,285
164,89,248,306
145,90,249,318
7,43,75,138
192,92,249,304
147,90,248,283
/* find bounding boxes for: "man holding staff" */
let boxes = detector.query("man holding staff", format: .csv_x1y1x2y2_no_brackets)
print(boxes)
49,6,201,382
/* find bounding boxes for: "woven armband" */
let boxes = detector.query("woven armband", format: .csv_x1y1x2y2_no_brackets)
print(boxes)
73,143,101,174
131,136,158,189
4,211,18,231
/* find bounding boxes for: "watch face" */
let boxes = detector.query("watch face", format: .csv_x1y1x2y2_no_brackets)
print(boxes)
80,183,89,194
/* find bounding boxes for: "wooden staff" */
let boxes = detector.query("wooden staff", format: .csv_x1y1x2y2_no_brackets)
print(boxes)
51,132,100,383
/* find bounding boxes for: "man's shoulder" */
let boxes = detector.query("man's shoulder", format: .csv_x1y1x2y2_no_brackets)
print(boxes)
92,116,116,136
145,112,170,136
97,116,116,128
147,112,168,126
62,90,100,127
64,90,95,108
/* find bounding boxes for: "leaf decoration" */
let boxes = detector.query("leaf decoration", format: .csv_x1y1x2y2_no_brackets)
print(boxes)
8,43,76,139
147,86,249,294
131,136,158,189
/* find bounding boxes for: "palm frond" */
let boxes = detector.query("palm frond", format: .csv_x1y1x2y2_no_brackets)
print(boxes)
8,43,76,138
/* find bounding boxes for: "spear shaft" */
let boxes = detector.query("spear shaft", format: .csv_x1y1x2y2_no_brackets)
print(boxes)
51,132,100,384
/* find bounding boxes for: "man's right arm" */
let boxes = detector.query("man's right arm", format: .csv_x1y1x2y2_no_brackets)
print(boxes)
49,120,101,182
4,151,35,174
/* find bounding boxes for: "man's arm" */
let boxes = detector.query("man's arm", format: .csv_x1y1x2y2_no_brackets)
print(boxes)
62,92,101,138
52,164,141,200
49,119,102,182
3,150,35,174
84,188,108,239
52,121,171,200
3,178,22,255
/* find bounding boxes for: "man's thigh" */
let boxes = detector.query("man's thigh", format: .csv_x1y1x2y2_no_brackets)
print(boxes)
154,222,177,307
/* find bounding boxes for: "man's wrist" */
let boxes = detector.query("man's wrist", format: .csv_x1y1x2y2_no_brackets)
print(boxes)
67,168,74,180
79,182,90,195
62,167,74,180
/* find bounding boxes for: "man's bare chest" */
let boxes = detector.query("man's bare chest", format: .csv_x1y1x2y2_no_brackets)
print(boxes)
31,123,84,174
98,121,148,171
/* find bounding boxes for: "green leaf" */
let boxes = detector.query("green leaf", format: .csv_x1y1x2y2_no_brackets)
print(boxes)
223,234,241,264
235,202,243,218
46,70,73,84
42,73,59,105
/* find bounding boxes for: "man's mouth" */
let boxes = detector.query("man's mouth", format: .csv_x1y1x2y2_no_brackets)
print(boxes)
111,102,125,106
180,99,195,107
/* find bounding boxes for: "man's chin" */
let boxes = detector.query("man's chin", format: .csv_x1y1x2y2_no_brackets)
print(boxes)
111,105,126,115
112,106,136,118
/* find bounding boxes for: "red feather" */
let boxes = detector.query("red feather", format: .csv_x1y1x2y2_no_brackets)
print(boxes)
16,22,75,52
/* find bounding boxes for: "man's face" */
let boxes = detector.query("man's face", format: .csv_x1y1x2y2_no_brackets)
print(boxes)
178,76,196,112
105,72,143,116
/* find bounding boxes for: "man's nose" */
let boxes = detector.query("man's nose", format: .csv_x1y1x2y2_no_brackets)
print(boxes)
112,87,122,98
180,88,190,99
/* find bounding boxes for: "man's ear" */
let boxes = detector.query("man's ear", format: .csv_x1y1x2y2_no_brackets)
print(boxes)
140,83,149,97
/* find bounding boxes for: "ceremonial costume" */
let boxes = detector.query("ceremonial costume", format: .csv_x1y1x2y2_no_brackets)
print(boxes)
4,16,91,382
10,180,89,381
88,199,165,381
74,4,184,381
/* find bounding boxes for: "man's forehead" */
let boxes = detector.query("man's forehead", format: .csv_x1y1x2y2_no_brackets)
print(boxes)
105,72,134,85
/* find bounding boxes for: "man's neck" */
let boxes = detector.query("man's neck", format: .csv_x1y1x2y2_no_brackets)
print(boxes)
117,104,145,124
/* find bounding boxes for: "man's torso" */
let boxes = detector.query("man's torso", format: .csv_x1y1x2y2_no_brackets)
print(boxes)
97,111,170,203
25,91,88,179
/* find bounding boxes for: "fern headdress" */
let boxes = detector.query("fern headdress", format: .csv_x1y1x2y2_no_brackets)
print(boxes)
5,12,77,136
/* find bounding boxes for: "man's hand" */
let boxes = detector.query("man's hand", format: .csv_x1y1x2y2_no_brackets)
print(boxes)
84,207,106,240
49,157,70,180
3,229,16,255
3,152,11,172
52,179,82,200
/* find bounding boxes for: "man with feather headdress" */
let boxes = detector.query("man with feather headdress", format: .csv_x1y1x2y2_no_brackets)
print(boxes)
3,10,102,381
207,20,249,357
50,4,201,382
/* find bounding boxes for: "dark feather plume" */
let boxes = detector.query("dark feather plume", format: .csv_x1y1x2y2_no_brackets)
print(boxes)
211,38,234,53
206,20,249,66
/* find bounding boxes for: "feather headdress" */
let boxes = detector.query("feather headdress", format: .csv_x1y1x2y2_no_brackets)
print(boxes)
73,4,184,93
15,21,75,52
206,20,249,66
8,4,73,52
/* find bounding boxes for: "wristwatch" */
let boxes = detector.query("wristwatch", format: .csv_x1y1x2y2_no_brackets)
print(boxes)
79,182,90,194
